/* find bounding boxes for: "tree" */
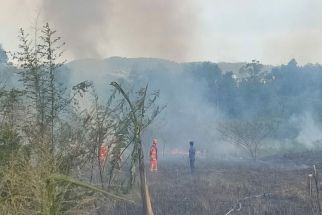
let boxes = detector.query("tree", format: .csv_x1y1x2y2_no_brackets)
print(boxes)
238,60,264,83
0,89,23,166
72,83,120,187
14,23,67,154
217,119,278,161
111,82,164,215
0,24,133,214
38,23,66,153
0,45,8,64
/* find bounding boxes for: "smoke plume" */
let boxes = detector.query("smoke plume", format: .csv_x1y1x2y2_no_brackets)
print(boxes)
41,0,200,60
41,0,110,58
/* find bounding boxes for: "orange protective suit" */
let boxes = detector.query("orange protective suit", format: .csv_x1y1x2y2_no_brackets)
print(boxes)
99,145,108,162
150,139,158,172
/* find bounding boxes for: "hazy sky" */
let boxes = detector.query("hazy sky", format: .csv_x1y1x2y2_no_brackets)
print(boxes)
1,0,322,65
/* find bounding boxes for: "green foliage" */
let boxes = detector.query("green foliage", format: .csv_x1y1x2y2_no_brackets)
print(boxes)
0,22,163,214
110,82,163,214
0,123,20,166
110,82,163,189
0,24,148,215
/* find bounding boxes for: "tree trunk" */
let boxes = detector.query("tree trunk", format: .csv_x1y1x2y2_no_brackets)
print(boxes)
138,141,154,215
313,165,322,215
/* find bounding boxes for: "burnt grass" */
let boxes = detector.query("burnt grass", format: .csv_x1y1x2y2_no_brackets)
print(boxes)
103,152,322,215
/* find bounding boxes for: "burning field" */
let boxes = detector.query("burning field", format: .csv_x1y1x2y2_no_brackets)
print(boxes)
101,152,322,215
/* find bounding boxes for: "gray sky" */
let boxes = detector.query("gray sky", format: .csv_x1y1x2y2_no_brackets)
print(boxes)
1,0,322,65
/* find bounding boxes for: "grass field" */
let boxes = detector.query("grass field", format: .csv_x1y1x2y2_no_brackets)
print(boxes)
101,152,322,215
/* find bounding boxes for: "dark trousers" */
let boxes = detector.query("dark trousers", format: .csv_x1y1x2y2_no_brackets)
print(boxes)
190,159,195,173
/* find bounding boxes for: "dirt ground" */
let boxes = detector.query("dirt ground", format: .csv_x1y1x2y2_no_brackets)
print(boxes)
103,152,322,215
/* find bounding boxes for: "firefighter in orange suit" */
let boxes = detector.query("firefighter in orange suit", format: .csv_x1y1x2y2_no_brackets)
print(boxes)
150,139,158,172
99,144,109,162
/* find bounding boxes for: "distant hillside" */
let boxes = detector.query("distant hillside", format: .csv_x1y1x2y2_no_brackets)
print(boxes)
65,57,180,86
66,57,274,83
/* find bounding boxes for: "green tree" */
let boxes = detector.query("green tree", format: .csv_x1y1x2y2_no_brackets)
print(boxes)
111,82,164,215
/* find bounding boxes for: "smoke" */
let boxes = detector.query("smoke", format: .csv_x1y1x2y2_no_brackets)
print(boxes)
263,30,322,65
147,68,223,155
90,59,230,158
292,112,322,149
41,0,110,59
3,0,322,64
41,0,200,61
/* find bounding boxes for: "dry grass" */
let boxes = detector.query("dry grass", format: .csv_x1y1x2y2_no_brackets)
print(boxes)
102,158,315,215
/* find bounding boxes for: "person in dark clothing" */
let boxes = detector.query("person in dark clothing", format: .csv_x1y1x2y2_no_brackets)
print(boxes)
189,141,196,173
